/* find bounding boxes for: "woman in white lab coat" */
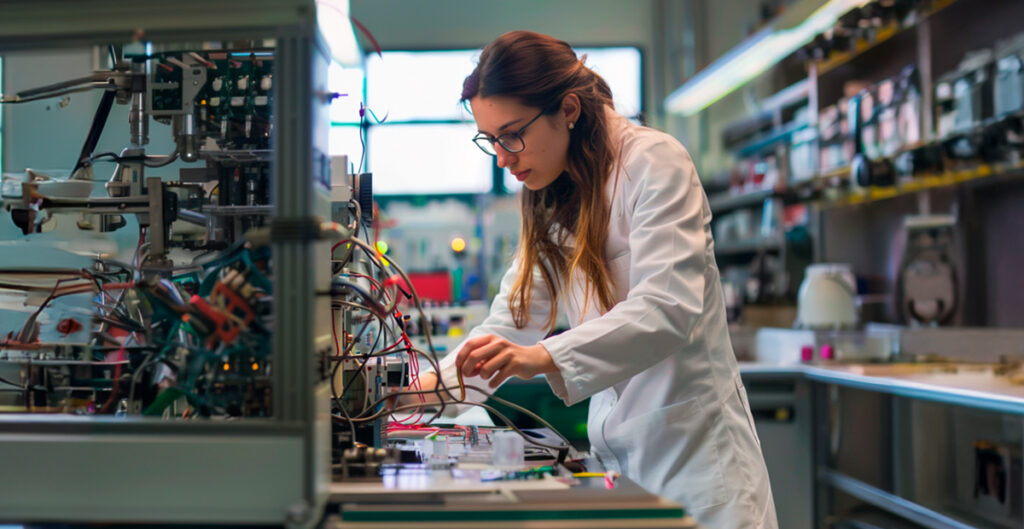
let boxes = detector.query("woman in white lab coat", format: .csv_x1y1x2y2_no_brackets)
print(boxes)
415,31,777,528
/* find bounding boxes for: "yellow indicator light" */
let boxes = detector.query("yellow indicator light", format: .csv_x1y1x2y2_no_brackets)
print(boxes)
222,362,230,371
450,237,466,253
251,362,259,371
200,99,207,105
374,240,389,254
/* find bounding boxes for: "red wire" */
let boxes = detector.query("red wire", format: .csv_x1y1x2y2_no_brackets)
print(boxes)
390,329,427,425
102,281,135,291
330,308,342,358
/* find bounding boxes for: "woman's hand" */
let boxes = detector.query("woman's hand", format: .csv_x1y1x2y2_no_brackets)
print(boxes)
455,334,557,389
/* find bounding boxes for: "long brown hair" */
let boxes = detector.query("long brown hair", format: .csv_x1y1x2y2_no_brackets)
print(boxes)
461,31,618,331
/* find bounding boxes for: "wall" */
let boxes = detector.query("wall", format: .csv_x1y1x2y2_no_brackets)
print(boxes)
350,0,660,124
976,180,1024,327
656,0,783,180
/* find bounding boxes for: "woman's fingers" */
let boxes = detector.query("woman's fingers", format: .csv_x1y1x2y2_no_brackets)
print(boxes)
460,339,506,376
478,351,512,379
455,335,494,372
489,364,515,388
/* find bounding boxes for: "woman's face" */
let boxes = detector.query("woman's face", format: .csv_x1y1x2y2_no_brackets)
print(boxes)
469,95,577,191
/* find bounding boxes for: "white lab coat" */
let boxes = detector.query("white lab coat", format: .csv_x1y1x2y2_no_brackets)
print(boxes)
436,111,777,528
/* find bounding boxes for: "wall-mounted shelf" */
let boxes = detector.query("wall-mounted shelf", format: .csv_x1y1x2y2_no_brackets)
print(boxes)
665,0,874,116
708,189,777,216
816,22,902,76
736,120,811,158
734,158,1024,212
812,161,1024,209
814,0,958,76
716,236,782,257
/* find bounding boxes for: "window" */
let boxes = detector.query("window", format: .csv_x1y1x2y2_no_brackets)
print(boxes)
328,46,643,196
367,123,491,195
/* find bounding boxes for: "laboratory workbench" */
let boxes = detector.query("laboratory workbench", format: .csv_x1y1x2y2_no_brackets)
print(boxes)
741,360,1024,529
329,420,698,529
740,361,1024,416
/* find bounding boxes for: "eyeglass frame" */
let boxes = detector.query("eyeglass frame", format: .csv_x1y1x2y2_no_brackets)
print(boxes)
471,109,547,156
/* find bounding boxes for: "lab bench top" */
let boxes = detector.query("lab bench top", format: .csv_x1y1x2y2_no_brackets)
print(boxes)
330,422,697,529
739,361,1024,415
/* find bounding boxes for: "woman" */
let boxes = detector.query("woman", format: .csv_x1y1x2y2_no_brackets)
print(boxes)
415,30,777,528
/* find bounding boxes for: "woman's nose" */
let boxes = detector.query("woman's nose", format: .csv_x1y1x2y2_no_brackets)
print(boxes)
495,145,516,168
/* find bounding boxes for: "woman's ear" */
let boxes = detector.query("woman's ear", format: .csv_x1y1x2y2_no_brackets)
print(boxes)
561,93,582,128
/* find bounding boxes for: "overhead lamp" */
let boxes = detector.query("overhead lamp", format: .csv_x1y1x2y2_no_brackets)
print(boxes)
665,0,871,116
316,0,362,67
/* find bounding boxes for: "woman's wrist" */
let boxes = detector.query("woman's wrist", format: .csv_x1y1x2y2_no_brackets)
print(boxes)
536,343,559,375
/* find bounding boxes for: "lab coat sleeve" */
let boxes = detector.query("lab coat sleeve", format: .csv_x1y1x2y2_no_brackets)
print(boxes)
539,139,709,406
426,258,556,408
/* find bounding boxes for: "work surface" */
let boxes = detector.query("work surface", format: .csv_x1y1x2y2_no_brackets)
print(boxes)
741,361,1024,415
329,417,697,529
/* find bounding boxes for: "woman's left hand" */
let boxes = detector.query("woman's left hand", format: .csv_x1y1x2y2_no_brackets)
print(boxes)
455,334,558,388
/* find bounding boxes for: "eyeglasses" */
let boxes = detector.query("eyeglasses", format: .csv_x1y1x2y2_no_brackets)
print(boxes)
471,110,546,156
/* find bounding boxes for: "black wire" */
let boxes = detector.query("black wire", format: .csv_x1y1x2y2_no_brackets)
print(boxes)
86,151,179,167
338,317,386,404
89,151,122,163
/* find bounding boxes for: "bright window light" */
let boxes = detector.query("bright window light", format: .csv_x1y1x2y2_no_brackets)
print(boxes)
315,0,361,66
366,50,478,122
578,47,643,119
328,61,365,124
329,125,363,164
368,123,491,195
332,46,642,195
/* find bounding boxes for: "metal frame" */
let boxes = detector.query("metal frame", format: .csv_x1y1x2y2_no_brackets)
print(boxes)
0,2,332,526
818,468,976,529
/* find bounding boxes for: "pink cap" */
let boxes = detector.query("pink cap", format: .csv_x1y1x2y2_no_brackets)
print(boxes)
820,344,835,360
800,345,814,362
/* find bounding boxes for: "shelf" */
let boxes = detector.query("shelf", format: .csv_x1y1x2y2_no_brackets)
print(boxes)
814,161,1024,209
665,0,870,116
735,120,811,158
722,80,810,148
816,22,903,76
708,189,776,216
814,0,959,77
715,237,781,256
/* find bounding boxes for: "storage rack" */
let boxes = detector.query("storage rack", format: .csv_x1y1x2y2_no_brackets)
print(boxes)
674,0,1024,527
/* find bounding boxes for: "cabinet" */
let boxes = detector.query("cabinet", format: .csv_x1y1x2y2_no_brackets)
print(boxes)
742,372,815,529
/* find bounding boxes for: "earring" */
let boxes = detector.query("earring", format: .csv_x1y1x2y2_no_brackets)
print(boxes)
568,122,575,130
